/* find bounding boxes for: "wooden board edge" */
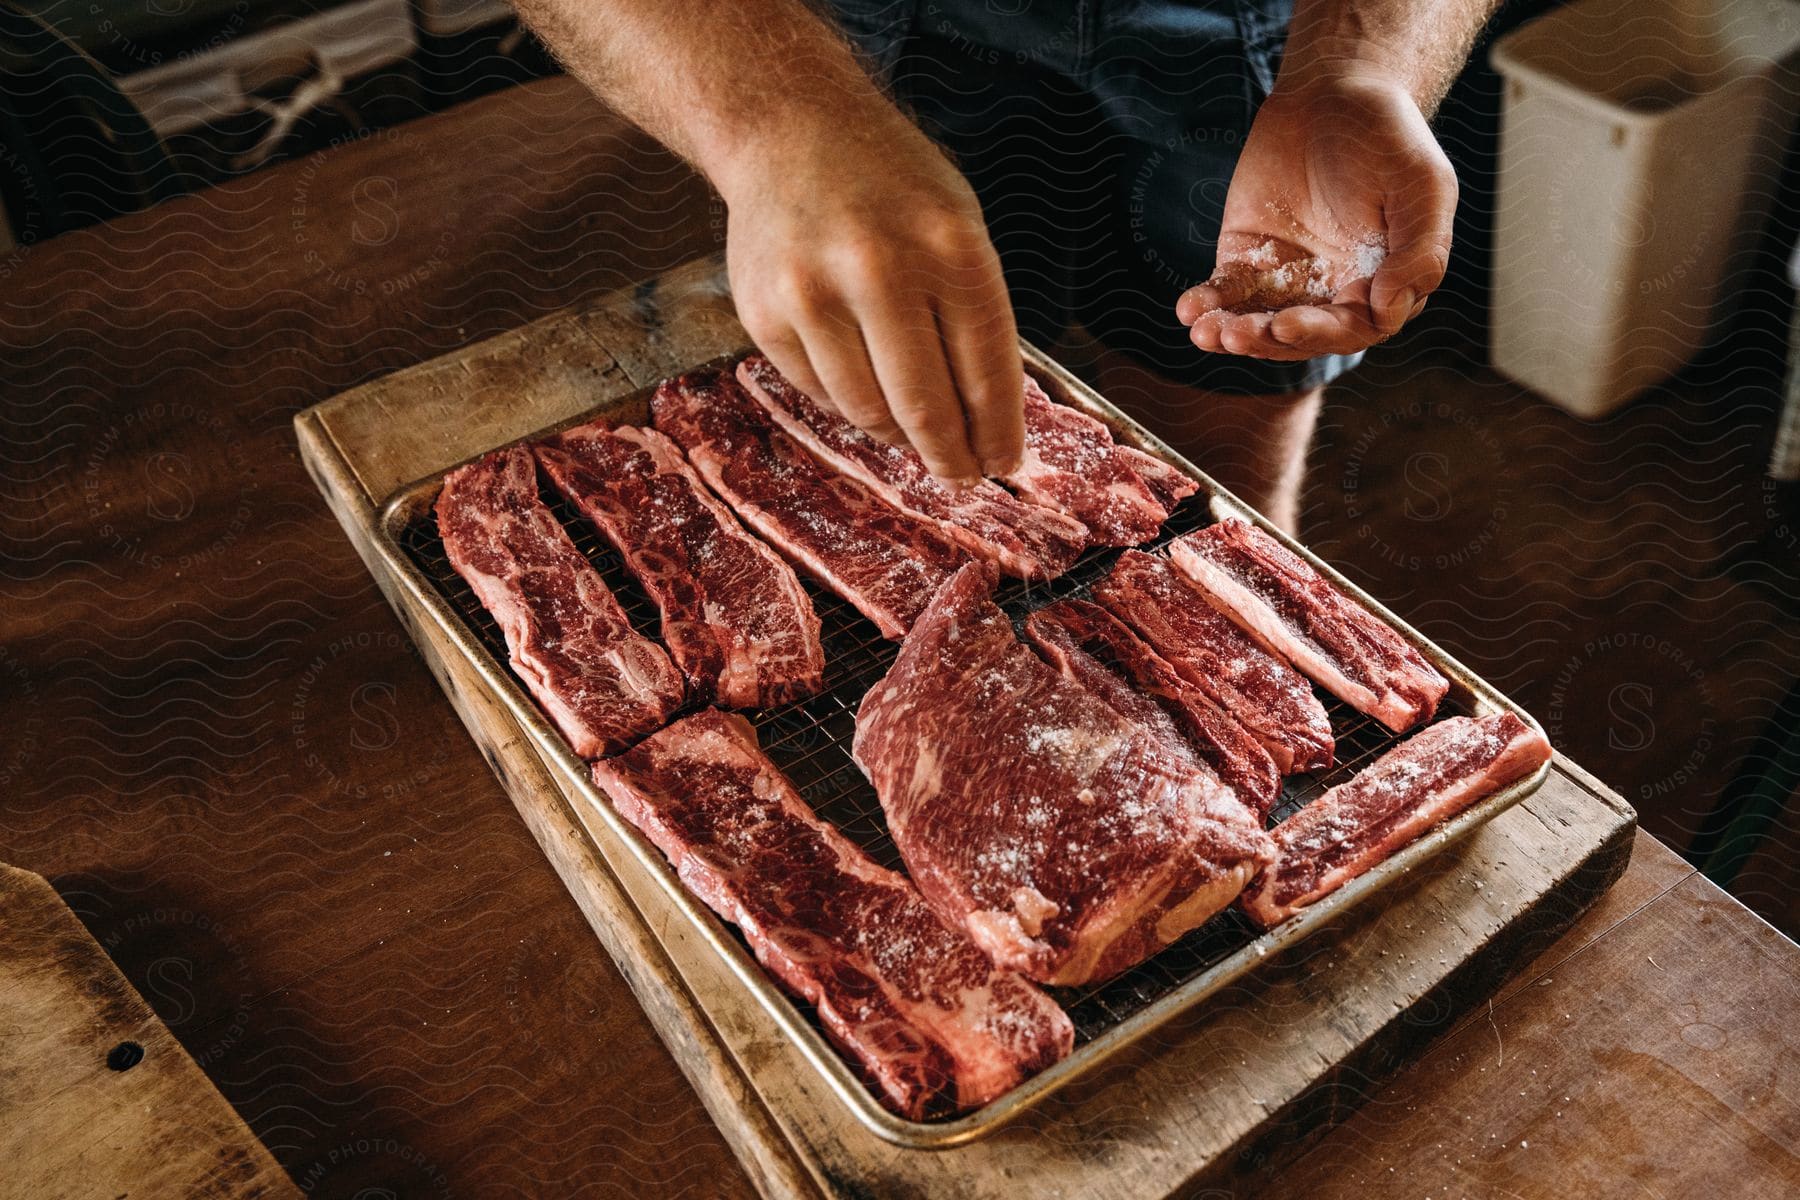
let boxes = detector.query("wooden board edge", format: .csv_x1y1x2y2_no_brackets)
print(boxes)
1215,802,1638,1189
305,308,584,423
1548,750,1640,819
0,864,302,1199
292,411,825,1200
290,288,1655,1198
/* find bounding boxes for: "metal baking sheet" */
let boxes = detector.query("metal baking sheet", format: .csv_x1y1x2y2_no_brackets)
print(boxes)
370,343,1552,1149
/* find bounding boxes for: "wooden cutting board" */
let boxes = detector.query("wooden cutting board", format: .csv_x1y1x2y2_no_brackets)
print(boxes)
0,864,299,1200
294,257,1637,1199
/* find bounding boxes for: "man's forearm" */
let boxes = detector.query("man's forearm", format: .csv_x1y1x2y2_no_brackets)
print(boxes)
1280,0,1503,113
512,0,902,197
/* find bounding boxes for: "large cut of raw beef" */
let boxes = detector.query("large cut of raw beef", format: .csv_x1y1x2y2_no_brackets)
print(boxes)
651,367,975,639
1240,713,1552,927
592,708,1074,1119
1168,519,1450,732
436,446,685,757
736,354,1088,580
1003,377,1197,546
535,420,823,709
1094,550,1334,774
854,563,1275,986
1024,600,1281,817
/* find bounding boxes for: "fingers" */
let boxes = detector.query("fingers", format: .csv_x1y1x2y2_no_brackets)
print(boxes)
1188,301,1383,361
733,273,835,419
792,303,906,446
935,248,1024,475
749,323,830,411
735,208,1015,482
830,213,1009,482
858,288,984,482
1177,275,1255,327
1267,301,1384,356
1370,153,1457,335
738,262,915,450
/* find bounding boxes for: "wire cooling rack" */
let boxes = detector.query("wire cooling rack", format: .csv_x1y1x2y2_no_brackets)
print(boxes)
398,479,1468,1045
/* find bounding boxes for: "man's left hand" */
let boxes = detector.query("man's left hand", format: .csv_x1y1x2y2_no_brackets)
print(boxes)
1176,71,1457,361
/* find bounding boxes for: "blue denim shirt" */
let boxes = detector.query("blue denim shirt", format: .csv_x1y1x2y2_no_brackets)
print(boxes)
829,1,1295,142
824,0,1363,395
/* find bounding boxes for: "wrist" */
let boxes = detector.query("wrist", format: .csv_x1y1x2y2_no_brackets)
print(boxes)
1274,40,1422,106
705,99,917,207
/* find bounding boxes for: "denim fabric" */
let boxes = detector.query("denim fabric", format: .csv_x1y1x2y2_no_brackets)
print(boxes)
826,0,1362,394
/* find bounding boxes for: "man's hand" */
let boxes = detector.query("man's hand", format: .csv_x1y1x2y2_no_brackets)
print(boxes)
719,117,1022,482
1176,70,1456,361
1174,0,1498,361
509,0,1023,482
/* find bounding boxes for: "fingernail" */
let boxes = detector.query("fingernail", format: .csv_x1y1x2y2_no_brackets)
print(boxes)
1409,292,1429,319
983,457,1022,478
1395,289,1417,325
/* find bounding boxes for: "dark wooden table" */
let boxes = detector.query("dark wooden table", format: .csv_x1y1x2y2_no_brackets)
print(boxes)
3,76,1797,1198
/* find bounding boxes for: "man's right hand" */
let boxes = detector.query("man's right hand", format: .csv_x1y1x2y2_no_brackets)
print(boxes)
715,115,1024,482
510,0,1023,480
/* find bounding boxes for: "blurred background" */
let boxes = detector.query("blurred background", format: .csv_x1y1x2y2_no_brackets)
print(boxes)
0,0,554,238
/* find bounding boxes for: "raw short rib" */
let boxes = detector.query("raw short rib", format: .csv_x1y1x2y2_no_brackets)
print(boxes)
1095,550,1334,774
1168,519,1450,732
736,354,1089,580
1024,599,1281,817
436,446,684,757
1241,713,1552,927
1118,444,1200,512
592,708,1074,1119
535,421,823,709
854,563,1275,986
1004,377,1197,546
651,367,974,639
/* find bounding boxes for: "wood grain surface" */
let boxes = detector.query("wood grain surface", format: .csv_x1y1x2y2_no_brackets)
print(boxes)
299,254,1643,1194
2,75,1797,1197
0,865,300,1199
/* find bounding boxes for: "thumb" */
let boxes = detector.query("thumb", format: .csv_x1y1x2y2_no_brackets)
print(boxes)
1369,153,1457,335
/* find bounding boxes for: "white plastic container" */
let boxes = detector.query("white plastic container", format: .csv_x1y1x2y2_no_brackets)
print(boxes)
1490,0,1800,418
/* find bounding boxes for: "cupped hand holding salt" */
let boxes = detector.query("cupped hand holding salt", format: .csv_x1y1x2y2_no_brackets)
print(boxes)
1174,72,1459,365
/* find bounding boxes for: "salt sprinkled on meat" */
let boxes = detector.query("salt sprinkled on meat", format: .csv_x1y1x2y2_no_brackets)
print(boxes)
437,446,684,758
651,368,976,639
739,355,1088,580
855,563,1276,986
535,421,823,709
595,709,1073,1118
1094,550,1333,773
1001,379,1178,547
1166,520,1448,732
1242,714,1551,927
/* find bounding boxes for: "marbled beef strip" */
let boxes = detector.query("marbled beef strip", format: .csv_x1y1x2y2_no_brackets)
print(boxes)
437,446,684,757
1095,550,1334,774
1241,713,1551,927
737,354,1089,580
593,708,1073,1119
1024,599,1281,817
536,421,822,709
652,367,974,639
1168,518,1450,732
